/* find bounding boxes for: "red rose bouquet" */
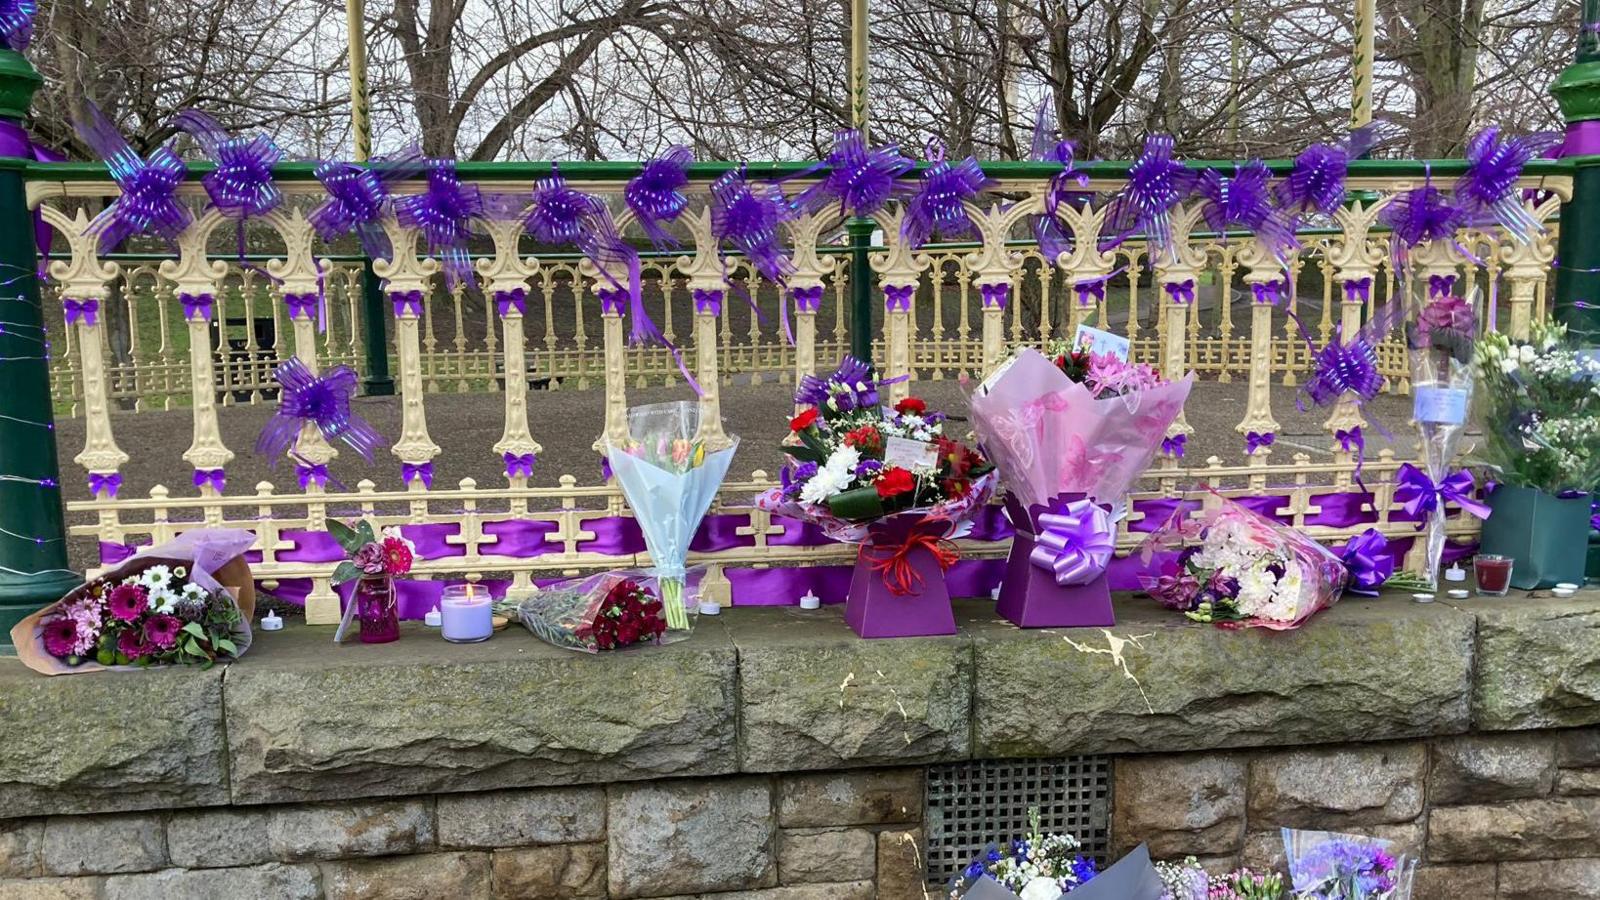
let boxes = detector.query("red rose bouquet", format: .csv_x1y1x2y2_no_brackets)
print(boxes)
517,570,694,654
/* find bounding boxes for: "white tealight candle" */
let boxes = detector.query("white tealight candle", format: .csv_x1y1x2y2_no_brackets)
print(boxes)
259,611,283,632
799,590,821,610
441,584,492,643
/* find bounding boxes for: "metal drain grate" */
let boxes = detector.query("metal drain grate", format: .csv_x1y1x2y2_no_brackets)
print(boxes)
924,756,1113,886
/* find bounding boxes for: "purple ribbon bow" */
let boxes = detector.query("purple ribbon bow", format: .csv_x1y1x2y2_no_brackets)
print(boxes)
1028,103,1090,262
1394,463,1491,523
1028,498,1117,586
979,283,1009,309
626,146,693,250
1276,137,1359,219
503,452,537,479
1245,431,1275,454
1163,279,1196,305
1456,127,1562,245
1342,277,1371,303
1,0,36,51
885,285,915,311
1380,166,1468,269
284,293,320,322
1197,161,1298,262
74,102,192,254
495,289,527,318
1101,134,1198,264
87,472,122,498
192,469,226,493
791,129,914,220
1161,434,1187,458
1340,527,1394,595
310,148,424,259
1075,279,1107,306
180,293,214,321
63,298,99,326
711,166,796,288
901,141,992,249
402,461,434,489
1427,274,1457,298
1336,426,1366,478
1251,281,1284,305
256,357,387,464
296,463,329,490
172,110,283,222
395,159,483,290
392,292,424,317
1303,333,1383,408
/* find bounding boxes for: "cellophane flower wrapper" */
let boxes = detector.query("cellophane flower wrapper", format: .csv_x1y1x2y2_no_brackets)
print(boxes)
518,568,702,654
605,401,737,635
10,528,258,675
1141,500,1349,630
1406,295,1478,590
1283,829,1416,900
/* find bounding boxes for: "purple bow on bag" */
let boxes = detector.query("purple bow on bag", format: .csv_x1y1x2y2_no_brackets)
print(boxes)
1028,498,1117,586
256,357,387,464
87,472,122,498
1394,463,1490,523
1340,527,1394,595
63,298,99,326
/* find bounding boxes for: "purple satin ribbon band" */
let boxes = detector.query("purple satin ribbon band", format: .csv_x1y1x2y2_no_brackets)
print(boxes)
1394,463,1491,523
1561,120,1600,157
495,290,526,318
693,289,723,316
1342,277,1372,303
402,462,434,489
88,472,121,498
597,288,628,315
503,452,537,478
1028,498,1116,586
284,294,320,321
1245,431,1275,454
1164,279,1196,305
180,294,214,321
392,293,424,317
979,283,1009,309
0,120,64,267
192,469,226,492
63,298,99,326
884,285,914,312
791,286,823,313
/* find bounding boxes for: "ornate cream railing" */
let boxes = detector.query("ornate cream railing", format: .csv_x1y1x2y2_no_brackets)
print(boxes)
28,161,1569,621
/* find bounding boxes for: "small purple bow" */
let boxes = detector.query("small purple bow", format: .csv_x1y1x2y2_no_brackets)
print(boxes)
1394,463,1490,523
392,292,424,317
192,468,226,493
87,472,122,498
296,463,329,490
495,289,527,318
979,283,1009,309
1075,279,1106,306
692,289,723,316
402,461,434,489
1161,434,1187,458
284,293,320,322
1342,277,1371,303
63,298,99,326
1164,280,1196,305
791,285,823,313
1336,426,1365,471
503,452,537,479
1340,528,1394,595
180,293,214,322
885,285,915,312
1251,281,1284,305
1427,274,1457,298
1028,498,1116,586
1245,431,1275,454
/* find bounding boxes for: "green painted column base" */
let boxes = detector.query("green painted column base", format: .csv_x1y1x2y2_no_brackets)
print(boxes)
0,572,83,647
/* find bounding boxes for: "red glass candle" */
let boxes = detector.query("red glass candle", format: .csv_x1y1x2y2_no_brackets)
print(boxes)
1474,555,1513,596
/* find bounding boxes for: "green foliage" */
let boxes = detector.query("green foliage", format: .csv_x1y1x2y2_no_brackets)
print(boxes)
1474,320,1600,494
326,518,376,555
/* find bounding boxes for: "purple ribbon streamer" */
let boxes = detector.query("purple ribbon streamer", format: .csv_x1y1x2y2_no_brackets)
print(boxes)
885,285,915,312
1340,528,1394,595
1394,463,1491,523
495,289,527,318
88,472,121,498
392,292,424,317
1163,279,1196,305
63,298,99,326
791,285,823,313
1027,104,1090,261
1245,431,1275,454
0,119,63,270
1336,426,1367,485
193,469,226,493
1161,434,1187,458
626,146,693,250
979,283,1009,309
1028,497,1116,586
256,357,387,463
180,293,214,321
503,452,537,479
402,461,434,489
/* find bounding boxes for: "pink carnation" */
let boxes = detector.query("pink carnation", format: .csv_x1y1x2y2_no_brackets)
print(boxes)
107,583,148,622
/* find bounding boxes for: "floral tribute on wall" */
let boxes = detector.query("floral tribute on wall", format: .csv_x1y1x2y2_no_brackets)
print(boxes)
518,571,675,654
1154,829,1415,899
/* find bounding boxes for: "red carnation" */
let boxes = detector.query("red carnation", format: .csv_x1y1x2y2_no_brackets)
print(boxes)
789,408,820,432
843,425,883,452
875,466,916,499
894,397,927,415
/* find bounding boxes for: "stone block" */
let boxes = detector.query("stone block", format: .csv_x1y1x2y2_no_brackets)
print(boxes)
101,864,319,900
224,622,737,804
875,828,924,900
0,876,101,900
1429,733,1556,804
165,799,433,868
1560,769,1600,795
1247,743,1426,827
1111,755,1246,857
607,776,775,898
1238,823,1422,875
1559,728,1600,767
1410,863,1496,900
0,818,42,877
730,608,971,771
1428,797,1600,862
0,662,227,816
491,844,607,899
778,827,876,884
972,599,1473,756
1474,596,1600,730
438,786,604,848
319,851,492,900
776,769,922,828
40,813,165,876
1497,858,1600,899
654,884,876,900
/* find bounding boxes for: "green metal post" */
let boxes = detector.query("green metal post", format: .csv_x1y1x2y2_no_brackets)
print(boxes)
848,220,875,363
1550,0,1600,342
0,50,82,645
360,259,394,395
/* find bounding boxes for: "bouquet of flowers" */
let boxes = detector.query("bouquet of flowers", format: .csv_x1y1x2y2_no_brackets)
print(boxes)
327,519,417,585
949,810,1100,899
519,570,691,653
1141,500,1349,630
756,357,997,638
605,401,737,634
10,529,257,675
1283,829,1415,899
968,345,1192,627
1155,858,1284,900
1401,292,1486,589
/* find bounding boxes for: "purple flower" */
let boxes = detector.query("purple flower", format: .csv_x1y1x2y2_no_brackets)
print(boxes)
1150,571,1201,610
41,617,79,658
854,459,884,480
143,614,182,650
107,583,148,622
780,461,819,499
352,542,386,575
117,629,151,661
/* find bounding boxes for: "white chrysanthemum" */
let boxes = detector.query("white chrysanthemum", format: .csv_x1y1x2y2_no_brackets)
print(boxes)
799,466,850,504
150,585,181,614
139,565,173,589
1019,876,1061,900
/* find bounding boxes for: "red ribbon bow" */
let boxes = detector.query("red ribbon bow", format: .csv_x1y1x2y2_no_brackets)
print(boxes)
861,517,961,596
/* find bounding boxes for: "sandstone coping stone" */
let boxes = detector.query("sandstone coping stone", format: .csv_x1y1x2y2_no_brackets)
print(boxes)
490,844,607,899
1496,858,1600,900
1410,863,1497,900
0,661,226,818
607,776,775,898
1111,755,1246,857
164,799,434,868
224,621,738,804
1428,797,1600,862
1428,733,1557,804
40,813,166,877
973,598,1474,756
437,786,604,848
1247,743,1427,827
319,850,492,899
0,818,42,877
777,769,922,828
1474,595,1600,731
100,863,320,900
729,607,972,771
777,827,876,884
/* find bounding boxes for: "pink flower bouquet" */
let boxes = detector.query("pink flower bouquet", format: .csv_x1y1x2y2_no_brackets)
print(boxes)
968,347,1193,628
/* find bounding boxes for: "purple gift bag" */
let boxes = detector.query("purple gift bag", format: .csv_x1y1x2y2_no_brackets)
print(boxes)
844,513,959,639
995,494,1117,628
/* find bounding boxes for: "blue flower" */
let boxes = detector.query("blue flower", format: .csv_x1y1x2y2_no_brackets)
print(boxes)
1070,856,1098,884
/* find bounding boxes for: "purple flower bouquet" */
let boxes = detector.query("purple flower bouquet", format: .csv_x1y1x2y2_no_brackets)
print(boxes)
1283,829,1416,899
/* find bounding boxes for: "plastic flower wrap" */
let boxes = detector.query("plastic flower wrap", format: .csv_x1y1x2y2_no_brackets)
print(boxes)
605,402,737,633
1155,858,1284,899
519,570,696,654
1283,829,1416,900
757,356,998,544
1402,292,1485,589
11,529,257,675
1140,500,1349,630
1473,318,1600,495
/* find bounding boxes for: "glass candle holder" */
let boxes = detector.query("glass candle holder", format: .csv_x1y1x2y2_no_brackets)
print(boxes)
441,583,493,643
356,576,400,644
1474,554,1514,596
